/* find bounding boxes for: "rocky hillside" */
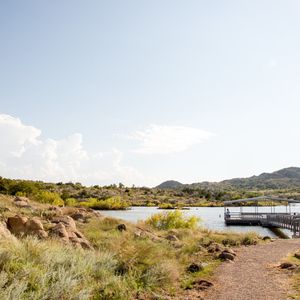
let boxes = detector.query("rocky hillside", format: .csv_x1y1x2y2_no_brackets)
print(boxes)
156,180,184,189
158,167,300,190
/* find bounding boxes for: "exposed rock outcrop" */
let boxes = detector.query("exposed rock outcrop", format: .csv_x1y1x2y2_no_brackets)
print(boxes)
7,215,48,238
0,222,15,239
50,216,92,249
14,196,31,208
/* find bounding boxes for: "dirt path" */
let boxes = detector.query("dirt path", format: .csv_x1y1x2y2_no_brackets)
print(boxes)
204,239,300,300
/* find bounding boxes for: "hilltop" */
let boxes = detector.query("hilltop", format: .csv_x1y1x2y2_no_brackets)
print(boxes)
158,167,300,190
156,180,184,189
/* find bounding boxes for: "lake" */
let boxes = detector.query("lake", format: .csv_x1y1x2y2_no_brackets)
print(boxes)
99,205,300,237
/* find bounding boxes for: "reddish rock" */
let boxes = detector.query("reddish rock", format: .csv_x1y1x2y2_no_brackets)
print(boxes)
51,216,76,229
7,215,28,235
14,196,31,208
50,223,69,238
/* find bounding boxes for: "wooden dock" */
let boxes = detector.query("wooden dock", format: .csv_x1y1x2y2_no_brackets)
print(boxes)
224,196,300,237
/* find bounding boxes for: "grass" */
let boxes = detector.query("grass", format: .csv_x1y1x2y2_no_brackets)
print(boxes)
0,194,262,299
285,250,300,299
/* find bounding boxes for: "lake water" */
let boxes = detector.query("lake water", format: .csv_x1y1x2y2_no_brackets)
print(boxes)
99,205,300,238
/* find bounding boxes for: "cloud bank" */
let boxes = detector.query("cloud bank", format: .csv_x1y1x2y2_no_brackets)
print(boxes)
130,124,214,154
0,114,142,186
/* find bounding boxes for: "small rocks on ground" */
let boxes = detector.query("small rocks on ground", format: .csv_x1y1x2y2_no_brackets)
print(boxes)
117,224,127,232
165,234,179,242
218,249,236,261
279,262,296,270
187,262,204,273
294,253,300,259
14,196,31,208
185,279,213,291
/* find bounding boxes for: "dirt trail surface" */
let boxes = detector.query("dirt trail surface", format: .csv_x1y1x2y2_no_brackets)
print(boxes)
205,239,300,300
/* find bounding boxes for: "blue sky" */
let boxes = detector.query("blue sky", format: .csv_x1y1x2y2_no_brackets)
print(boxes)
1,1,300,186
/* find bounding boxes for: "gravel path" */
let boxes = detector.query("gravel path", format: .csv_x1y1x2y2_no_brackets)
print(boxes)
205,239,300,300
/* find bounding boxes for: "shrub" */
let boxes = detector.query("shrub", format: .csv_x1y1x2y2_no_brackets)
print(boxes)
158,203,176,209
34,191,64,206
80,196,129,210
146,210,200,230
64,197,78,206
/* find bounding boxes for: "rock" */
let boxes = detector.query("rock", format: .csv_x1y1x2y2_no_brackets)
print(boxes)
50,223,69,238
223,248,236,256
262,236,271,241
0,222,15,239
70,212,90,222
14,196,29,203
219,251,235,261
294,253,300,259
36,230,48,239
207,243,223,253
7,215,47,239
117,224,127,232
25,218,48,238
25,218,44,231
51,216,76,230
280,262,296,269
7,215,28,235
165,234,179,242
50,221,92,250
49,206,63,214
14,196,31,208
187,263,204,273
186,279,213,291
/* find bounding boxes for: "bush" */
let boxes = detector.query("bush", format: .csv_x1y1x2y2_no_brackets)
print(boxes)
146,210,200,230
158,203,176,209
34,191,64,206
64,197,78,207
80,196,129,210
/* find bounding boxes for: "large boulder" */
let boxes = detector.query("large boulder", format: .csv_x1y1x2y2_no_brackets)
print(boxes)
49,220,92,250
7,215,48,238
25,217,48,239
14,196,31,208
51,216,76,230
50,223,69,238
0,222,15,239
7,215,28,235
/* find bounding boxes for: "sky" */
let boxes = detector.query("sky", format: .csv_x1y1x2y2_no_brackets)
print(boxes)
1,1,300,187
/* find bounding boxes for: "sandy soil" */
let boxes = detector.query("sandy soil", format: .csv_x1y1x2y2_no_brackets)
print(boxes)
204,239,300,300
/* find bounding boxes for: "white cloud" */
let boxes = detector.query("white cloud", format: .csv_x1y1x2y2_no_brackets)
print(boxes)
130,124,214,154
0,114,143,186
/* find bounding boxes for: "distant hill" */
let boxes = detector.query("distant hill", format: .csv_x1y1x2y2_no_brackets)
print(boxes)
220,167,300,189
157,167,300,190
156,180,184,189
